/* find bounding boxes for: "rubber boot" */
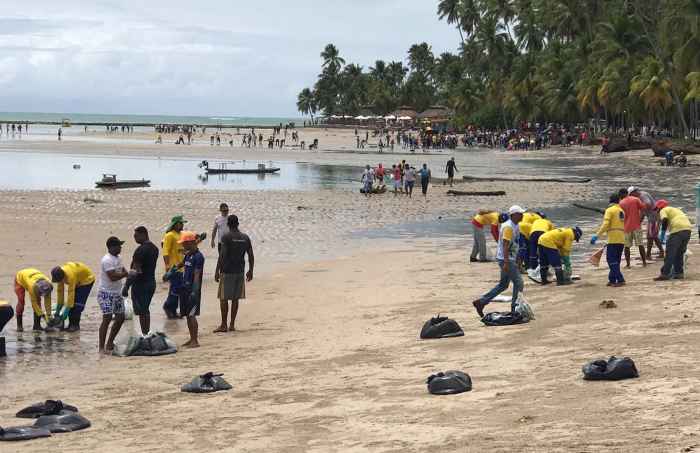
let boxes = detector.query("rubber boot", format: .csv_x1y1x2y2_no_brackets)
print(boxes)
0,337,5,357
66,311,81,332
33,313,43,331
556,269,572,286
540,267,550,285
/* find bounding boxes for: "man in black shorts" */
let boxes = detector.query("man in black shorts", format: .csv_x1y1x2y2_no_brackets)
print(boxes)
123,226,159,335
214,215,254,333
445,157,458,187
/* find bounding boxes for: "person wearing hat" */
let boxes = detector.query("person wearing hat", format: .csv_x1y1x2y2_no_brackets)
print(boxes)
619,187,647,268
538,227,583,285
472,205,525,317
162,215,187,318
97,237,129,352
591,194,626,287
653,200,692,281
14,268,53,332
51,262,96,331
179,231,205,348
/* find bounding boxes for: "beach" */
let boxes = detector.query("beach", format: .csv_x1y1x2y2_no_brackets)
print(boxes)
1,129,700,452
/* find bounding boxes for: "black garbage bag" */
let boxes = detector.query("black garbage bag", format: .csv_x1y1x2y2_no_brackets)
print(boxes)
16,400,78,419
0,426,52,442
582,356,639,381
426,371,472,395
33,413,91,433
113,332,177,357
481,311,527,326
181,372,233,393
420,316,464,339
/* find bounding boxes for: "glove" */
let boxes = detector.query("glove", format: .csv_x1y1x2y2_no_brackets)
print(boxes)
590,234,598,245
659,231,667,244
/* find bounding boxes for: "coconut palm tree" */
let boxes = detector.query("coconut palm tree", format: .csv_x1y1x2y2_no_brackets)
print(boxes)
437,0,466,43
629,57,673,123
320,44,345,72
296,88,317,120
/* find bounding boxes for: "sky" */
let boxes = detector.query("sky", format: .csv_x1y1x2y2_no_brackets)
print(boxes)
0,1,458,117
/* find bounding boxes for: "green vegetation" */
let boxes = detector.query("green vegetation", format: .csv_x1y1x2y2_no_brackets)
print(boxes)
298,1,700,135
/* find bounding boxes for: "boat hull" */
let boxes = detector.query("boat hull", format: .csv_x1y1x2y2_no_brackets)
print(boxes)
96,180,151,189
205,168,280,175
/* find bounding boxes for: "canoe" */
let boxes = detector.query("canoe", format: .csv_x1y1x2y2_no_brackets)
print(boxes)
462,175,591,184
96,180,151,189
205,167,281,175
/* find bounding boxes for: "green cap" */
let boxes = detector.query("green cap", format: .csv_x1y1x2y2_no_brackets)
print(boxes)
167,215,187,231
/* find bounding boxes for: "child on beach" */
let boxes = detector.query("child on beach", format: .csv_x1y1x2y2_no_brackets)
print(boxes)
180,232,205,348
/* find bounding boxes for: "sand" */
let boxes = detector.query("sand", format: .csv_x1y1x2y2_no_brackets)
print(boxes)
1,131,699,452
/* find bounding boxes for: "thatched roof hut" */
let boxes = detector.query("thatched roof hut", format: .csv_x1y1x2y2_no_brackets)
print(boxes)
417,105,453,121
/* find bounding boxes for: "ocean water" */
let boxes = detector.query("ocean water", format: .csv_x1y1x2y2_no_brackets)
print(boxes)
0,111,302,126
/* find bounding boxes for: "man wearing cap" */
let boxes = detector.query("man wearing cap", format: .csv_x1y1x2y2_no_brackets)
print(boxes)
215,215,255,333
538,227,582,285
97,237,129,352
124,226,159,335
619,188,647,268
51,262,96,331
162,215,186,318
14,268,53,331
472,205,525,317
654,200,692,280
591,194,626,287
179,231,205,348
630,187,664,259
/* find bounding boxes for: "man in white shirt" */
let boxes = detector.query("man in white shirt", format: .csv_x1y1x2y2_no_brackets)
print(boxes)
98,236,129,353
362,165,375,197
211,203,230,252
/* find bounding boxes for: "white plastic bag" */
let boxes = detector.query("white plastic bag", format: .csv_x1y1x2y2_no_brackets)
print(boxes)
514,294,535,321
123,298,134,321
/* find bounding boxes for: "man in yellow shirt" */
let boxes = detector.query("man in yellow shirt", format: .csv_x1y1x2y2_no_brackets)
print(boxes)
51,262,96,332
162,215,187,318
591,194,626,286
528,216,554,272
14,268,53,332
470,210,503,262
653,200,692,280
538,227,583,285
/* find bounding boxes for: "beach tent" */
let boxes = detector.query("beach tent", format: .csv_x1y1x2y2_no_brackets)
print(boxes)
384,115,397,120
398,116,413,121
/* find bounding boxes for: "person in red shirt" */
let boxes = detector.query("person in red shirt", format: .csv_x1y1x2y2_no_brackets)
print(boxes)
619,188,647,268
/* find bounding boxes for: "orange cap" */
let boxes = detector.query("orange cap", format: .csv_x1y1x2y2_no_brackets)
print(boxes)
178,231,198,244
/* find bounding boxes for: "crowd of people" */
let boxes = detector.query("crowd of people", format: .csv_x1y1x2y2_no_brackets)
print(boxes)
470,187,692,317
0,205,254,356
0,123,30,136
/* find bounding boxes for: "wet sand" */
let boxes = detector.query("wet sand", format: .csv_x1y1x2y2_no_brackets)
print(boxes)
1,133,700,452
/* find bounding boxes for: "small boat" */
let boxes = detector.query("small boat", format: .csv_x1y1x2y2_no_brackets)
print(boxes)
200,160,280,175
95,174,151,189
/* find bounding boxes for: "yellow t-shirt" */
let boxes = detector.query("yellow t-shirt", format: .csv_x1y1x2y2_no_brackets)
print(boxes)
531,218,554,234
57,262,95,308
596,204,625,244
162,230,184,270
501,223,514,242
519,222,533,240
522,212,541,225
473,211,499,226
16,268,52,316
660,207,691,234
538,228,575,256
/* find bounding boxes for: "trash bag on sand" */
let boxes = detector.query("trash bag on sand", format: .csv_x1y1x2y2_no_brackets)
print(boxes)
420,316,464,339
16,400,78,419
481,311,527,326
0,426,52,442
34,413,91,433
181,372,233,393
113,332,177,357
427,371,472,395
582,356,639,381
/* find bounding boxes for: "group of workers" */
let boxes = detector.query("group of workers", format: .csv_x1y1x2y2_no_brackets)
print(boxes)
470,186,692,318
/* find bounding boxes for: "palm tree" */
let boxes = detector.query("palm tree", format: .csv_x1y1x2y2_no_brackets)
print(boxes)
296,88,317,120
629,57,673,123
320,44,345,72
437,0,466,43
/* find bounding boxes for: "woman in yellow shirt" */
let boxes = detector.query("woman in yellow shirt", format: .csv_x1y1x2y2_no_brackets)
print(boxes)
14,268,53,332
51,262,95,332
591,194,626,286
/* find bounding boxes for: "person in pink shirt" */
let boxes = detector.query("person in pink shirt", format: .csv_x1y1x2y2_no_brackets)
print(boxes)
619,188,647,268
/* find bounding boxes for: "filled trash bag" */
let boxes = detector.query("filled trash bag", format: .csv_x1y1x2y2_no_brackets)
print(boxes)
420,316,464,339
33,413,91,433
426,371,472,395
113,332,177,357
181,372,233,393
582,356,639,381
0,426,52,442
16,400,78,419
481,311,527,326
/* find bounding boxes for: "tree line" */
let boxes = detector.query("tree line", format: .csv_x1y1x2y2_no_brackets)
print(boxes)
297,0,700,136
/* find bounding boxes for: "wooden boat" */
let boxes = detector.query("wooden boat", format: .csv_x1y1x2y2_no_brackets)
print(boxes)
199,160,280,175
95,174,150,189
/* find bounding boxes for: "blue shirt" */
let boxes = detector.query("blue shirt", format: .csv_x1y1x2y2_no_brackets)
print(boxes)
183,250,205,288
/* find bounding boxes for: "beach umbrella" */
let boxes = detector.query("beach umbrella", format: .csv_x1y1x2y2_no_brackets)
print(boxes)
355,115,367,120
384,115,396,120
399,116,413,120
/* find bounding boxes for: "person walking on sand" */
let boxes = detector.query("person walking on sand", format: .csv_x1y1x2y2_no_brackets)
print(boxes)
179,232,205,348
50,262,95,331
472,205,525,317
123,226,159,336
619,188,647,268
211,203,230,252
392,164,401,196
214,215,254,333
653,200,691,281
57,127,62,141
14,268,53,332
97,237,129,353
362,165,374,197
404,164,416,197
419,163,431,197
591,194,626,287
162,215,186,319
445,157,458,187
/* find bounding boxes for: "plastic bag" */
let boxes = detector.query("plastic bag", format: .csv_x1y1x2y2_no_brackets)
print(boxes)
123,298,134,321
514,294,535,321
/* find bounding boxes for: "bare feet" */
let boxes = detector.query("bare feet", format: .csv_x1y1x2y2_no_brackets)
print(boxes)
228,325,236,332
183,341,200,348
181,340,192,347
213,326,227,333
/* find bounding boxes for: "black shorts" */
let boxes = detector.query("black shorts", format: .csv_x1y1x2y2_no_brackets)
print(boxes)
131,280,156,316
180,289,201,317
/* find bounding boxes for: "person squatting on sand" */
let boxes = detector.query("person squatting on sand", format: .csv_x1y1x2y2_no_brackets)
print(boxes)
50,262,95,332
537,226,583,285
